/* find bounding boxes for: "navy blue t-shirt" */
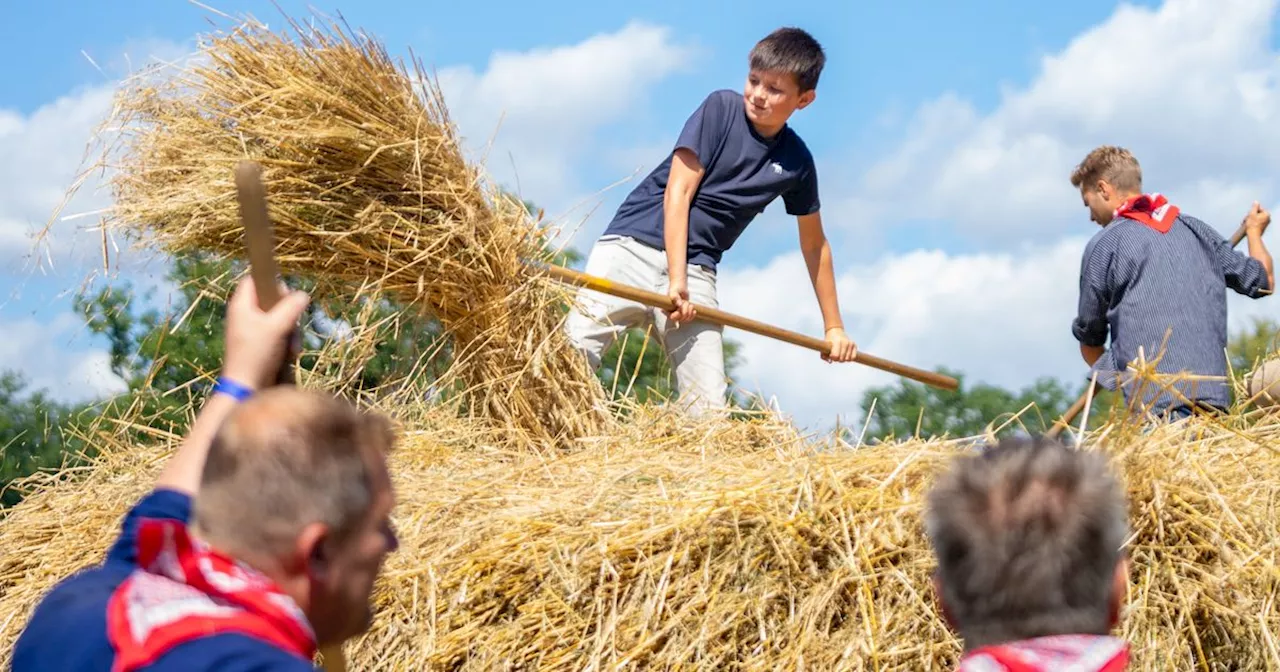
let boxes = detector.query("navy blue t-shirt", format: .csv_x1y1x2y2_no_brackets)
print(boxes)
11,488,319,671
603,88,821,271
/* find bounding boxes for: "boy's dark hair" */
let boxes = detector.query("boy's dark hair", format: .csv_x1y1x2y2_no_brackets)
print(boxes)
749,27,826,92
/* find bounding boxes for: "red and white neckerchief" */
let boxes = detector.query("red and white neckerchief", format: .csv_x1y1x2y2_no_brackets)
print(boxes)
1113,193,1179,233
105,518,317,672
957,634,1129,671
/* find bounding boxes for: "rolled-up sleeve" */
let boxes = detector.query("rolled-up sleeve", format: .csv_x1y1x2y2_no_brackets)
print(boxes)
1072,236,1113,347
1219,245,1270,298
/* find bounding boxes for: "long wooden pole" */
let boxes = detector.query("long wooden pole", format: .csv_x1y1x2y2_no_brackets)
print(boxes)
1047,216,1255,438
234,161,346,672
537,262,960,391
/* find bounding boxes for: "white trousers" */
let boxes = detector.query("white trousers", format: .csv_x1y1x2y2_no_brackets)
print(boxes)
565,235,728,416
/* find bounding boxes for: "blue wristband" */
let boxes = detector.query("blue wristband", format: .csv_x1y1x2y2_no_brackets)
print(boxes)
213,376,255,402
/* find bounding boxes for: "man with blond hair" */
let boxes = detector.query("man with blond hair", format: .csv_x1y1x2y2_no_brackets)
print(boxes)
926,436,1131,670
13,276,399,670
1069,145,1274,418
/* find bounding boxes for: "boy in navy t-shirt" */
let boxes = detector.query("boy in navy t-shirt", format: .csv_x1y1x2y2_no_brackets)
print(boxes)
566,27,858,415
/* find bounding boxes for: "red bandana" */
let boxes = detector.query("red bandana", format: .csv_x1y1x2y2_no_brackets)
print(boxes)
106,518,317,672
957,635,1129,671
1113,193,1179,233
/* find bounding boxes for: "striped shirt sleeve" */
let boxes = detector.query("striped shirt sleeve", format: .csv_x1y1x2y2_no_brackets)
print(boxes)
1182,216,1271,297
1072,233,1113,347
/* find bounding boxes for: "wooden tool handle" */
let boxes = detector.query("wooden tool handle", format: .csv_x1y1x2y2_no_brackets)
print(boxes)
540,262,959,391
234,161,295,386
1229,222,1248,248
1045,381,1096,440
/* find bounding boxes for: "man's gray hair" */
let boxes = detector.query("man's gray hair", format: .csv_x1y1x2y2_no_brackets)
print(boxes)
193,387,395,560
924,435,1130,649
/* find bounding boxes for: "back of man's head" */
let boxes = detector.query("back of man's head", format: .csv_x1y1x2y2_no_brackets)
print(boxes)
192,386,394,566
924,435,1130,651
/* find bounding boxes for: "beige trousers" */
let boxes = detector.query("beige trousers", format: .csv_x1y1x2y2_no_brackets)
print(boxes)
565,235,728,416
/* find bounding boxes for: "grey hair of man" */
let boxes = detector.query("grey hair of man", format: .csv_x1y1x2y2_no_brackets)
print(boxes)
924,435,1130,651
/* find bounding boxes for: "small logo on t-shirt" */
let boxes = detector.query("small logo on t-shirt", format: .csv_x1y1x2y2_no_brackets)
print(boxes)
770,162,783,175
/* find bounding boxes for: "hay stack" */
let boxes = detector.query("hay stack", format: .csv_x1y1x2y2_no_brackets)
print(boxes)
5,396,1280,670
73,12,610,448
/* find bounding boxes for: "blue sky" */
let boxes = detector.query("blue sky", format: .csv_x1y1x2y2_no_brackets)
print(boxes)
3,0,1279,431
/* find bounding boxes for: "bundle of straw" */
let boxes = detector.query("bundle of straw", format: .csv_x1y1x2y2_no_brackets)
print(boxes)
74,11,611,448
6,394,1280,670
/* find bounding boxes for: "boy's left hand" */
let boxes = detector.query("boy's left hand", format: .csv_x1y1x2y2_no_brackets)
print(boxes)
822,327,858,363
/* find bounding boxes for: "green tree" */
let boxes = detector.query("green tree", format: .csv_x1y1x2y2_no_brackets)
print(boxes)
855,367,1085,442
0,373,82,507
1228,316,1280,374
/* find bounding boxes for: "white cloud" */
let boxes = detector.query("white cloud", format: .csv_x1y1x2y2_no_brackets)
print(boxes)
0,85,117,277
841,0,1280,246
434,21,698,226
0,313,126,404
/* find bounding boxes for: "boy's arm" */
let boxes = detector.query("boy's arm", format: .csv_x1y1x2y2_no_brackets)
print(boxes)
664,148,704,325
796,211,857,362
662,91,731,324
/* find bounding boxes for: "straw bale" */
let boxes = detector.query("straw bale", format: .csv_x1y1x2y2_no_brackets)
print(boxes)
5,394,1280,670
67,11,612,449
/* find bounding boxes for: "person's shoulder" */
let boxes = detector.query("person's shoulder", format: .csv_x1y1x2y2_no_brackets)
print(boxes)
1083,224,1123,257
10,565,128,672
146,633,320,671
130,487,194,522
705,88,740,105
693,89,741,119
780,125,815,161
1174,211,1214,234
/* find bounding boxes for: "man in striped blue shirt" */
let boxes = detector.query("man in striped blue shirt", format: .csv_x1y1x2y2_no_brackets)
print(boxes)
1069,145,1274,419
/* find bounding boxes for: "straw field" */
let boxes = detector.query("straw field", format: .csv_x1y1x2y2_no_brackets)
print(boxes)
4,7,1280,671
3,379,1280,670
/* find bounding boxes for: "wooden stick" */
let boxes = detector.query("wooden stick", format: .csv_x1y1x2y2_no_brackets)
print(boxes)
1045,381,1096,440
538,262,959,391
234,161,294,386
234,160,345,672
1049,216,1255,438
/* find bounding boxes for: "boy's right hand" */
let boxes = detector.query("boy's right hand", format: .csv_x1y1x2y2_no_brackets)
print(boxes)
667,276,696,325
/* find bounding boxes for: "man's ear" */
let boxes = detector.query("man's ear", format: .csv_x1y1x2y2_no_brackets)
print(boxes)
1108,555,1129,629
294,522,331,580
932,573,957,632
1095,179,1115,201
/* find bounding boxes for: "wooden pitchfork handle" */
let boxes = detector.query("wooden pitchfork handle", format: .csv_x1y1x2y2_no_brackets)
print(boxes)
1047,214,1257,438
234,161,346,672
536,262,959,391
